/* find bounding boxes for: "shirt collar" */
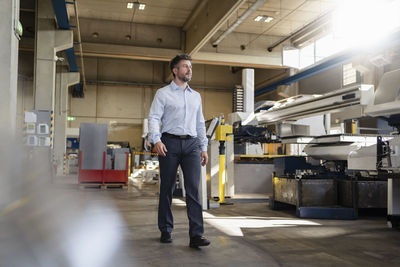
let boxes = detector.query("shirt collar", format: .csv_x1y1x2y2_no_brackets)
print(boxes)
171,80,192,92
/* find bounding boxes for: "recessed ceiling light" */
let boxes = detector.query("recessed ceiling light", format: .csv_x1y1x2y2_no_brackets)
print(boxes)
127,2,146,10
254,16,263,22
264,16,273,23
254,15,274,23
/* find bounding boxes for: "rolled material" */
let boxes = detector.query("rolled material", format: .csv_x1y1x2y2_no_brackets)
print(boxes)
304,143,361,160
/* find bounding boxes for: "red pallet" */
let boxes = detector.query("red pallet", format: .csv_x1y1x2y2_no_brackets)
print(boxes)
78,151,129,185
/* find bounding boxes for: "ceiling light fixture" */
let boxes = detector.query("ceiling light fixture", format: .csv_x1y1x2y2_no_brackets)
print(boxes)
127,2,146,10
254,15,274,23
254,16,263,22
264,16,273,23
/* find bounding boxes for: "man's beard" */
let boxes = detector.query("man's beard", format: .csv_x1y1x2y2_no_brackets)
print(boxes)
178,73,191,83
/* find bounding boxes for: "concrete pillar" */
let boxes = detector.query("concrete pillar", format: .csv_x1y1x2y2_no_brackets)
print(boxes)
228,68,257,125
242,68,254,113
34,0,73,111
54,71,79,176
0,0,19,135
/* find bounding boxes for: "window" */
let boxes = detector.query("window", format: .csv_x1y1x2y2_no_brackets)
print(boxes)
282,33,352,70
283,46,299,68
299,43,315,69
315,34,335,62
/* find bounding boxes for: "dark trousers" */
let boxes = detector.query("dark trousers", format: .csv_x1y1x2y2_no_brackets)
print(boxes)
158,134,204,238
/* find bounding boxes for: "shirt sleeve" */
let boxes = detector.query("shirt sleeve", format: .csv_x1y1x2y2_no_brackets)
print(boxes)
196,97,208,152
148,90,164,144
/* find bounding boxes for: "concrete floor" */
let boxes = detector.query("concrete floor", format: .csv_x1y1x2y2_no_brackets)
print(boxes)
1,178,400,267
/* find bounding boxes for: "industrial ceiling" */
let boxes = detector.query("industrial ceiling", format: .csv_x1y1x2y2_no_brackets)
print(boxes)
63,0,338,69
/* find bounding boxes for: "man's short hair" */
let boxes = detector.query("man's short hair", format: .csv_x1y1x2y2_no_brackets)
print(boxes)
170,54,192,77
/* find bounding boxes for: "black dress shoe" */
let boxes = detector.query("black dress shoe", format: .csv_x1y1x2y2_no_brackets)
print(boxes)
160,232,172,243
189,236,210,248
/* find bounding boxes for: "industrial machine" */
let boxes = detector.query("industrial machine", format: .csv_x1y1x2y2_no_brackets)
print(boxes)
256,69,400,226
347,69,400,227
207,69,281,202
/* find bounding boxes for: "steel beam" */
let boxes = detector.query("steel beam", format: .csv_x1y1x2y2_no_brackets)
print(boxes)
193,51,284,69
80,42,285,69
185,0,246,56
80,42,181,62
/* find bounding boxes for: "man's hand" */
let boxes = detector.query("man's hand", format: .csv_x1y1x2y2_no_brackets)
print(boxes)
154,141,168,156
201,151,208,166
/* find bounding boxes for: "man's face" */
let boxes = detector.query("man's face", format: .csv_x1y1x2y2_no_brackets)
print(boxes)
174,59,192,83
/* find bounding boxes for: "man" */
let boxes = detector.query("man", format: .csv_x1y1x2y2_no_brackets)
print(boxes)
148,54,210,248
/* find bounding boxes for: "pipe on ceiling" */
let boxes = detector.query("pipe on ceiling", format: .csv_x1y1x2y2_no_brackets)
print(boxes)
212,0,267,47
292,23,331,48
267,11,332,52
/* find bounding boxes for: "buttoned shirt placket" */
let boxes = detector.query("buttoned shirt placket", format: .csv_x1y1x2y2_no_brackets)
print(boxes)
182,87,188,152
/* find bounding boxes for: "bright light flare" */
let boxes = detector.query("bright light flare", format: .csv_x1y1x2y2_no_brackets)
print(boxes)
203,212,320,237
172,198,187,207
332,0,400,48
63,204,124,267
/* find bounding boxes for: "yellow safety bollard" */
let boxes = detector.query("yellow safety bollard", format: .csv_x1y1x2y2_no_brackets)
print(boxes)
218,153,226,203
128,153,131,177
215,117,232,204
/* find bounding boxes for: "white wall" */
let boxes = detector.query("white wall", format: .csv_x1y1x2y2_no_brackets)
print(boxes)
68,57,237,150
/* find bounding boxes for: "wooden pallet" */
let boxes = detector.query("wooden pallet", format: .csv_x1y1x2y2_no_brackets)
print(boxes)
79,183,128,190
